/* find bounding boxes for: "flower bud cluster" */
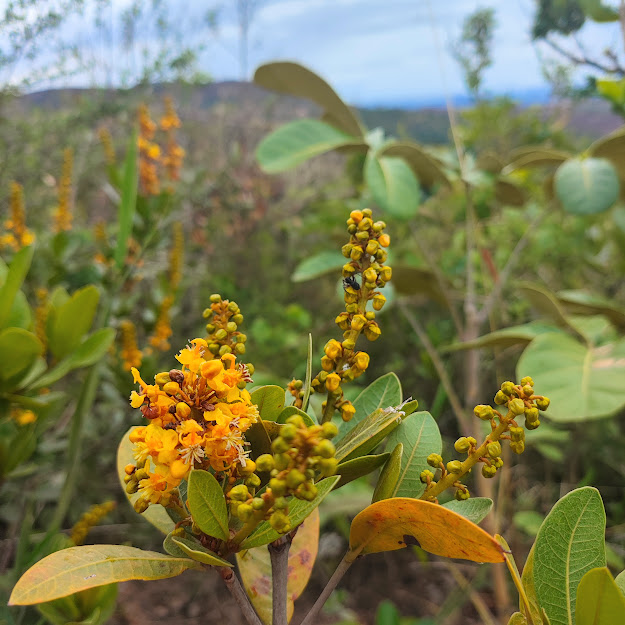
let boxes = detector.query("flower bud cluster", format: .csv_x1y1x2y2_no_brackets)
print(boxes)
420,377,550,503
227,416,338,534
203,294,250,364
310,209,392,422
70,501,116,546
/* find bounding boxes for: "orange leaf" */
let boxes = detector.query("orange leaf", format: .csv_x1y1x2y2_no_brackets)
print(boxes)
237,508,320,624
348,498,505,563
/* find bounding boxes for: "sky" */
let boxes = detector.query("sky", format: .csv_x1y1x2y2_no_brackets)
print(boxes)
2,0,618,107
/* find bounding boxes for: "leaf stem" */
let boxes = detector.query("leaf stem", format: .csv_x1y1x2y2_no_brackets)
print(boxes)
299,551,354,625
218,566,263,625
268,535,291,625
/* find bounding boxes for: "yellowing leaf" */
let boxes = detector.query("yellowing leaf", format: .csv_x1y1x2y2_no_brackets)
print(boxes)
9,545,200,605
237,508,320,624
348,498,505,563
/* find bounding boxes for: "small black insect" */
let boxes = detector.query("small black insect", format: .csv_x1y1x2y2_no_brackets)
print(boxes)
343,275,361,291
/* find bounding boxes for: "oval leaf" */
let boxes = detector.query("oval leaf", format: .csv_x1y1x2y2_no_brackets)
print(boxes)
116,427,176,534
348,498,505,563
0,328,43,382
364,152,421,220
391,264,449,305
0,245,34,330
241,476,339,550
335,452,390,490
277,406,316,427
171,537,232,567
576,567,625,625
251,386,285,422
291,251,345,283
9,545,200,605
379,142,450,189
554,158,619,215
441,498,493,524
254,62,363,137
237,507,320,624
187,469,229,541
372,443,402,502
534,487,606,625
385,411,441,498
517,332,625,422
256,119,364,173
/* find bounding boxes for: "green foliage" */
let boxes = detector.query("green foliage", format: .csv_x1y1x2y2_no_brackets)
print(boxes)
576,567,625,625
186,470,229,540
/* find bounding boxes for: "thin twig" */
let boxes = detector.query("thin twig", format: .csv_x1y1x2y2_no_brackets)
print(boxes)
218,567,263,625
299,552,354,625
543,36,624,76
445,563,499,625
477,212,545,324
268,535,292,625
398,300,470,433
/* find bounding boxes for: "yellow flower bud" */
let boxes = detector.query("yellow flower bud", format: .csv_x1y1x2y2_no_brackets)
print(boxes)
176,402,191,419
163,381,180,395
350,209,363,223
378,233,390,247
509,398,526,416
364,323,381,341
324,339,342,360
372,293,386,311
325,373,341,392
341,402,356,422
363,267,378,283
380,266,392,281
351,314,367,331
130,391,144,408
354,351,370,371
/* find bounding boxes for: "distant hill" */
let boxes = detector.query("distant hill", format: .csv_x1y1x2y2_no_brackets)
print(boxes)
9,80,623,145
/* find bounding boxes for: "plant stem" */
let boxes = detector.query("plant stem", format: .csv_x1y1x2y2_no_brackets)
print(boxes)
299,552,354,625
268,535,291,625
218,566,263,625
398,301,470,433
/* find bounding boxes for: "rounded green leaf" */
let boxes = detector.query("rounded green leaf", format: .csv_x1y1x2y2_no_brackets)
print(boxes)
385,411,441,499
505,147,571,171
9,290,32,329
277,406,316,426
0,328,43,382
116,427,175,535
534,487,606,625
250,385,285,422
441,498,493,524
517,332,625,422
0,245,34,330
554,158,619,215
391,264,448,305
187,469,229,540
379,142,450,189
364,153,421,220
9,545,200,605
291,251,345,283
576,567,625,625
256,119,364,173
254,62,364,137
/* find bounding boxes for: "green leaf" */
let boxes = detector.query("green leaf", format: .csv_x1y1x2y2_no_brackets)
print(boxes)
114,130,138,269
256,119,364,173
48,286,100,360
337,372,402,439
615,570,625,596
187,469,229,540
31,329,116,390
443,321,561,352
391,264,449,306
513,510,545,537
517,332,625,422
441,498,493,524
596,79,625,110
116,427,175,534
241,476,339,549
379,141,450,189
534,487,606,625
277,406,316,426
335,407,403,463
520,283,585,337
576,567,625,624
507,613,529,625
589,127,625,178
495,178,527,207
557,290,625,331
376,600,401,625
170,536,232,567
0,328,43,383
505,147,571,171
245,419,273,460
9,545,200,605
334,452,390,490
520,546,543,625
384,411,441,498
251,385,285,422
0,245,34,330
37,584,118,625
579,0,619,21
364,152,420,219
554,158,619,215
372,444,402,502
9,290,32,329
291,251,345,283
254,62,364,137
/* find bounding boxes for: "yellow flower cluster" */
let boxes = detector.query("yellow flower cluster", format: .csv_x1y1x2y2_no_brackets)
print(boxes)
52,148,74,233
70,501,116,546
119,320,143,371
126,339,258,511
168,222,184,291
148,295,174,352
98,127,116,166
138,104,161,196
1,182,35,250
160,96,185,183
12,409,36,426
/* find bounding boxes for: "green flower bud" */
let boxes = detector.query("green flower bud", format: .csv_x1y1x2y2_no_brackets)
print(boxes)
255,454,275,472
269,478,287,496
273,496,289,510
455,488,470,501
133,497,149,513
269,511,290,532
536,397,550,411
492,457,504,469
245,474,261,489
501,381,516,396
219,345,232,356
454,437,471,453
466,437,477,446
274,454,290,471
494,391,507,405
319,457,338,477
427,453,443,468
314,439,336,459
526,420,540,430
510,427,525,443
446,460,463,474
237,504,254,522
226,321,237,333
321,422,338,439
510,441,525,454
281,424,297,441
233,314,244,325
285,415,305,428
487,442,502,458
286,469,306,490
522,385,534,397
520,376,534,387
420,469,434,483
214,328,228,341
474,405,495,420
209,294,222,303
525,407,539,424
272,438,290,454
509,398,526,416
251,497,265,510
229,484,249,501
482,464,497,478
